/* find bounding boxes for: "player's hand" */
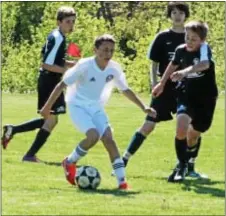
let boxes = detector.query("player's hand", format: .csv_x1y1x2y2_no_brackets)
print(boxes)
40,107,51,119
143,106,157,118
152,82,164,97
170,70,186,82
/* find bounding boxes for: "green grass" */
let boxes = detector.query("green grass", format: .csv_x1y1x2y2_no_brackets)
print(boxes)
2,93,225,215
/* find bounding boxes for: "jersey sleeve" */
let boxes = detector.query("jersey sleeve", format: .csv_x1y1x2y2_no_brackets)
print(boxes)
114,65,129,91
200,42,211,61
147,33,164,62
115,72,129,91
63,61,84,86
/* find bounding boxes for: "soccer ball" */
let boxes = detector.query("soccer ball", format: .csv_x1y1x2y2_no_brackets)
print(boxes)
75,165,101,190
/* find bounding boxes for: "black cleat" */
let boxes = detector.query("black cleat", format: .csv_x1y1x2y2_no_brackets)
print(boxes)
1,125,14,149
168,163,188,183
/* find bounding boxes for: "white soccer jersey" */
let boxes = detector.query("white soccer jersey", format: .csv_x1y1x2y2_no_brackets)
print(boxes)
63,57,129,106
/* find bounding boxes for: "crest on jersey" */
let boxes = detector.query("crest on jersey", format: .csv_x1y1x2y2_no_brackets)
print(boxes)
193,58,200,65
106,74,114,82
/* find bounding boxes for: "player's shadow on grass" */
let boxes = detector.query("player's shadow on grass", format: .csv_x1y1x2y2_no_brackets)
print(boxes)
157,177,224,198
40,160,62,166
49,187,140,197
77,188,140,197
39,160,83,168
181,179,225,198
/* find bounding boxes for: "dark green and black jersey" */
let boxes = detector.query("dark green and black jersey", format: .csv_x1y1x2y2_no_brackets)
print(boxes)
147,29,185,76
172,43,218,97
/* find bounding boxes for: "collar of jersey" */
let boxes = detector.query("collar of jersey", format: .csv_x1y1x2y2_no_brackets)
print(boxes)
92,57,109,73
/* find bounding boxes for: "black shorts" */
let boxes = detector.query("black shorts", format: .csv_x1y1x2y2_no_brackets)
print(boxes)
146,81,177,123
37,72,66,115
177,95,217,133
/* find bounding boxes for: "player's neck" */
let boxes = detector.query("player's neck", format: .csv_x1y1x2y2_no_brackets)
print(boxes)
95,57,108,71
171,25,185,33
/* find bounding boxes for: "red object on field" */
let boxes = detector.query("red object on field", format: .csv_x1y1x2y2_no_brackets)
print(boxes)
67,43,81,57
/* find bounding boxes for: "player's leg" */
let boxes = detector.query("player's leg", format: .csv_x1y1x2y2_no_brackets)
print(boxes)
1,118,45,149
186,97,217,179
122,84,175,168
101,127,129,189
22,115,58,162
92,107,129,189
22,76,66,162
168,112,191,182
62,104,100,185
122,120,155,167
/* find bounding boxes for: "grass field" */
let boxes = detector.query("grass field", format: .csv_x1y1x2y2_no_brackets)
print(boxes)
1,93,225,215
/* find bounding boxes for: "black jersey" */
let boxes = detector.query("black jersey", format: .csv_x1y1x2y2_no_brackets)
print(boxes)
40,28,66,77
172,43,218,97
147,29,185,76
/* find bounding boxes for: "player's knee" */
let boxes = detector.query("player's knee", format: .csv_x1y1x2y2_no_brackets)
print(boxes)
176,115,190,139
86,130,99,146
139,121,155,136
176,127,187,139
42,116,58,131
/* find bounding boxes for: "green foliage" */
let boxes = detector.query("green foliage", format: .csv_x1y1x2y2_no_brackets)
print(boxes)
1,2,225,93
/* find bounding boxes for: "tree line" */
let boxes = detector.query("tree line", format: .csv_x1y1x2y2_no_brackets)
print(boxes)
2,2,225,93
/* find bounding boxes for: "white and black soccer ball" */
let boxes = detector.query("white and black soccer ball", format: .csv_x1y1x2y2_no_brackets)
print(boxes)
75,166,101,190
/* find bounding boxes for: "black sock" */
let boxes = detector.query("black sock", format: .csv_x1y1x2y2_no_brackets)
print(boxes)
25,128,50,157
187,136,202,161
127,132,146,155
13,118,45,135
175,138,188,164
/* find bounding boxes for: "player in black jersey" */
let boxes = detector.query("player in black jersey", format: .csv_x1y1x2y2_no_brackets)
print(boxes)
120,2,195,174
153,21,218,182
1,6,77,162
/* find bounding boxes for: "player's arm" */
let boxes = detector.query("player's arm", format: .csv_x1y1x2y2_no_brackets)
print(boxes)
114,70,156,118
152,62,178,97
150,61,159,87
122,89,156,118
170,61,209,82
171,43,210,82
65,60,78,68
42,63,67,74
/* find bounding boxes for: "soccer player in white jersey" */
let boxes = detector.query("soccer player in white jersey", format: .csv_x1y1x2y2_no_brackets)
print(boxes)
40,34,156,190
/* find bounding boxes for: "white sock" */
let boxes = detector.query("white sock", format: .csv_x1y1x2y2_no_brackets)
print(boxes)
112,158,126,186
67,145,87,163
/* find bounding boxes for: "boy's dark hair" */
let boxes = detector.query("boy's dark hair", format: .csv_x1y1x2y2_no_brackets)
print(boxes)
57,6,76,21
167,2,190,18
185,21,209,40
94,34,115,48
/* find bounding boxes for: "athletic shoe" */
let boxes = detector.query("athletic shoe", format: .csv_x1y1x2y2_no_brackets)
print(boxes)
168,164,179,183
174,162,188,182
119,182,130,190
168,162,187,183
22,155,41,163
187,162,209,179
1,125,14,149
62,158,76,185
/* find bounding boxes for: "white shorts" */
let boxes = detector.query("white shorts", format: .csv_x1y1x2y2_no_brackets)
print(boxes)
67,103,110,138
